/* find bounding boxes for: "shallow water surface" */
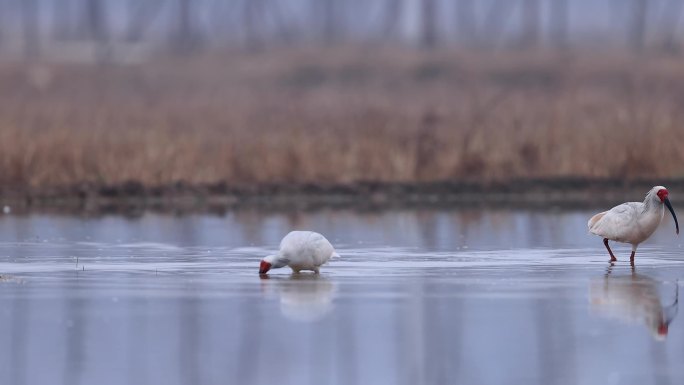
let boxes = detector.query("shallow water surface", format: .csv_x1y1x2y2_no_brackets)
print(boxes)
0,209,682,385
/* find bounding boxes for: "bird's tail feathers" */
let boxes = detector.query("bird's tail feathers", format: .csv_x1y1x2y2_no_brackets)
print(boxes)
588,211,606,230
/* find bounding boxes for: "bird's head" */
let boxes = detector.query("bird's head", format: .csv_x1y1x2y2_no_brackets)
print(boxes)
655,186,679,235
259,254,288,275
656,187,669,203
259,260,272,275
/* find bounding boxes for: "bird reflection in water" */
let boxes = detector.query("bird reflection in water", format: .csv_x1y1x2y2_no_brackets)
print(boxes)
260,274,336,322
590,264,679,340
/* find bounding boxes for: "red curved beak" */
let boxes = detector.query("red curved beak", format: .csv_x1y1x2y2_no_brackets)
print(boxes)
259,261,272,275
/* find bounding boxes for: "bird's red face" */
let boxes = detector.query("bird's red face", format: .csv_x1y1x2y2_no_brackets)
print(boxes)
259,260,272,274
657,188,669,202
658,323,669,337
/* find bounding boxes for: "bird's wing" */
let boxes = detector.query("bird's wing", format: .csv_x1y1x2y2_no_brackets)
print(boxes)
589,203,639,241
307,232,335,266
279,231,310,264
280,231,304,250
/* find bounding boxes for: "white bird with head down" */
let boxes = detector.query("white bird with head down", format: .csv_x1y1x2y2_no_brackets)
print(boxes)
259,231,339,274
588,186,679,264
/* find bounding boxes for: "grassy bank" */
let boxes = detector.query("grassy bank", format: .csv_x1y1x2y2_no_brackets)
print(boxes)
4,178,684,215
1,48,684,199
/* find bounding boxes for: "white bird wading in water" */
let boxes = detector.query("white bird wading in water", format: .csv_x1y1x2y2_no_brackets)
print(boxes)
588,186,679,264
259,231,339,275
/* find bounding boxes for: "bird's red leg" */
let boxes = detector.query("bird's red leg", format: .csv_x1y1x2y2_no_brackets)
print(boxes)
603,238,617,262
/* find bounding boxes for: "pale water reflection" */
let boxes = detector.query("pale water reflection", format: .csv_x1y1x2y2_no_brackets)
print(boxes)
0,209,681,385
260,274,337,322
590,266,679,341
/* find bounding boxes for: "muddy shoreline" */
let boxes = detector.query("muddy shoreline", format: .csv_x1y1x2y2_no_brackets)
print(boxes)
0,178,682,215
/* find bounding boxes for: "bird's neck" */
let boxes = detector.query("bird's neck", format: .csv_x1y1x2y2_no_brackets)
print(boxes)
272,254,290,268
641,199,664,223
643,194,662,212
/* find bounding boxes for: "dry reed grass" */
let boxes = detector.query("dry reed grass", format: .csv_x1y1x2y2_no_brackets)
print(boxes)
0,47,683,191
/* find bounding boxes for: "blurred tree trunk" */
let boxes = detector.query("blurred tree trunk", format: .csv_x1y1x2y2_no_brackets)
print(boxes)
267,0,294,44
323,0,337,43
382,0,403,39
631,0,648,53
483,0,516,48
661,0,683,53
127,0,165,42
52,0,76,40
21,0,40,59
550,0,568,49
420,0,438,48
87,0,106,41
178,0,192,40
520,0,540,49
175,0,203,52
86,0,111,61
243,0,264,50
456,0,476,46
310,0,340,44
177,0,192,50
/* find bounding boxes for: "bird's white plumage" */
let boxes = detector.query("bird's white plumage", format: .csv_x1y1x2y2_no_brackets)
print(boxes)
265,231,338,273
588,186,666,245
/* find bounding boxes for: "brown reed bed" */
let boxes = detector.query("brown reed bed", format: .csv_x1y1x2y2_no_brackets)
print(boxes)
0,47,683,200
